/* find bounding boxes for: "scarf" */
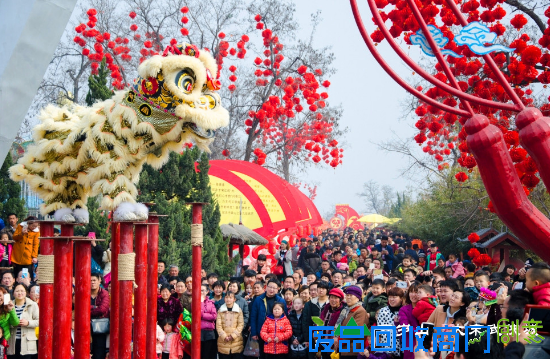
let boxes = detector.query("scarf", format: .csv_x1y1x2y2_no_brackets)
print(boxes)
388,304,402,314
336,302,362,326
321,303,344,327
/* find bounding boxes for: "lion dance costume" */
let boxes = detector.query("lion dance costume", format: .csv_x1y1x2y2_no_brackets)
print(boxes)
10,44,228,222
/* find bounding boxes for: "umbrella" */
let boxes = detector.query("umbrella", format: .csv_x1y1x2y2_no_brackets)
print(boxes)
220,223,268,246
358,214,390,223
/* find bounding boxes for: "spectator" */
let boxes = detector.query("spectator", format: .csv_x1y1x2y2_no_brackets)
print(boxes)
274,241,294,278
11,217,39,278
299,286,310,303
200,283,217,359
281,288,296,312
315,260,330,279
331,271,343,288
438,279,459,305
216,292,244,359
159,318,183,359
375,236,395,272
242,269,257,292
102,242,112,276
306,273,317,286
249,254,271,276
376,287,405,357
15,270,31,287
210,281,226,310
173,279,186,300
29,285,39,306
180,275,193,312
363,279,388,326
526,262,550,305
413,285,438,323
403,242,419,263
157,284,183,325
464,262,476,279
227,280,250,328
296,238,309,269
260,302,292,359
283,276,295,290
2,273,15,298
292,271,303,292
445,253,465,278
303,246,322,277
287,297,307,359
399,282,419,359
319,288,345,359
158,260,168,286
250,279,286,359
339,286,367,358
425,243,443,271
168,265,180,280
90,273,109,359
0,231,12,268
0,287,17,340
7,283,39,358
5,214,18,235
303,281,328,359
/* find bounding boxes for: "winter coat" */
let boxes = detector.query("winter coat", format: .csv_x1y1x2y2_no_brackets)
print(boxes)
91,288,110,319
287,310,305,343
303,252,322,275
234,293,250,328
0,310,18,341
260,313,293,354
216,303,244,354
8,298,39,355
338,304,367,357
376,305,402,355
160,332,183,359
0,243,12,265
180,291,192,313
532,282,550,306
250,293,287,337
363,292,388,326
413,297,438,323
12,224,39,266
303,297,328,342
374,244,395,271
248,259,271,275
427,305,461,328
156,325,165,354
297,247,308,269
320,303,345,328
445,260,465,278
425,251,443,271
200,298,217,331
274,249,294,277
157,296,183,325
399,304,418,359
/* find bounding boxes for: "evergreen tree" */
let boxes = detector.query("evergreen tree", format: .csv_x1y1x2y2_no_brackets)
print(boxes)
85,60,113,106
74,196,110,246
0,154,26,221
137,148,237,279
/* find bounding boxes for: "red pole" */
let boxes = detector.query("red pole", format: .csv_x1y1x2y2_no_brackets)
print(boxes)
38,221,54,359
74,240,91,359
52,224,74,359
146,215,159,359
191,204,203,359
134,223,148,359
110,222,120,359
118,222,134,359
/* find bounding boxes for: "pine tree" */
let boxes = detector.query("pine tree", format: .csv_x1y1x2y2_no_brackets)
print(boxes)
85,60,113,106
74,196,110,246
0,154,26,221
137,148,237,279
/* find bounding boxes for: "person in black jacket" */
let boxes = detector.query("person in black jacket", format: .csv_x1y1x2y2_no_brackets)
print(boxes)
303,246,322,275
288,297,307,358
302,281,330,359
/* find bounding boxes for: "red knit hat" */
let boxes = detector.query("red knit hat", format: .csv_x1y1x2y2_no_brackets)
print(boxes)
328,288,345,300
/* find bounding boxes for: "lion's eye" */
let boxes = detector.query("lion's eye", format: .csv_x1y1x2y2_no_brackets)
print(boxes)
205,94,217,109
175,69,195,94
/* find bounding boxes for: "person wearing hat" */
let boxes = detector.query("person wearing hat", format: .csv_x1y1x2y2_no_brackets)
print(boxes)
12,216,40,278
318,287,345,359
335,286,367,357
274,240,294,278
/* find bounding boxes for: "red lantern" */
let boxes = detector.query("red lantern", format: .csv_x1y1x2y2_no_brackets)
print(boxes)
467,248,480,259
306,224,312,236
468,233,480,243
289,235,297,248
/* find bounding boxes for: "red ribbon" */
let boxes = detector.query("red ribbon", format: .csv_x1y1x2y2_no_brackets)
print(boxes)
162,45,182,57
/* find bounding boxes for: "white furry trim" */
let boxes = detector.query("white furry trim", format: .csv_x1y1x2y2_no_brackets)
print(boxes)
133,203,149,221
54,208,75,222
174,104,229,130
73,208,90,224
114,202,138,221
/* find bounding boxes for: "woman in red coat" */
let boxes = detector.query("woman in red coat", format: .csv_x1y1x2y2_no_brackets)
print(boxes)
260,303,293,359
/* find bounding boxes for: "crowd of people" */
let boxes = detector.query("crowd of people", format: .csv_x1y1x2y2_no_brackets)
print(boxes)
1,212,549,359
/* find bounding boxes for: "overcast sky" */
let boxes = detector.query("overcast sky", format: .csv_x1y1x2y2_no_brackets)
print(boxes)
293,0,419,216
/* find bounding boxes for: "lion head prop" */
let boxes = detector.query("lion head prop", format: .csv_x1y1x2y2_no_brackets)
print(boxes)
10,44,228,222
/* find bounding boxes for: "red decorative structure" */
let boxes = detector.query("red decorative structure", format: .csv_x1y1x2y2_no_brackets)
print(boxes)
350,0,550,263
189,203,205,359
37,211,162,359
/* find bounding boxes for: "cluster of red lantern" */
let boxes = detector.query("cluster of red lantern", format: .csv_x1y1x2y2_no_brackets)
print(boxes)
253,148,267,165
241,15,342,168
467,233,492,266
371,0,550,189
74,8,129,89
